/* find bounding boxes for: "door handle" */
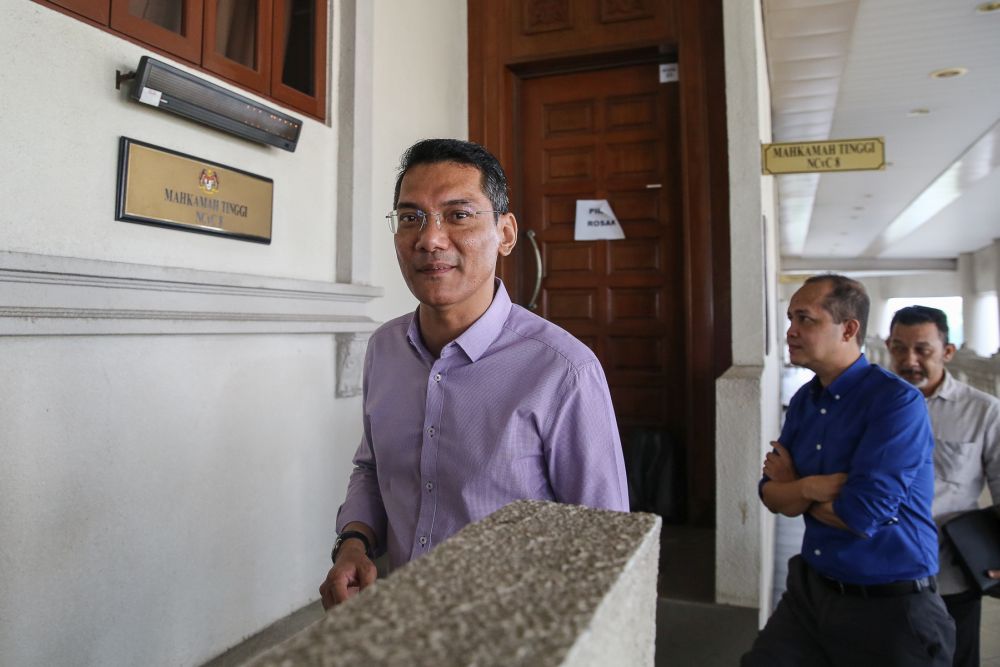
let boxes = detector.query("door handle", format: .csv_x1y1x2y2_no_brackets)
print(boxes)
526,230,543,311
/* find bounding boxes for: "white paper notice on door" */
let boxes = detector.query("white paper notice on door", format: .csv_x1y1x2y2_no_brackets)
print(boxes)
574,199,626,241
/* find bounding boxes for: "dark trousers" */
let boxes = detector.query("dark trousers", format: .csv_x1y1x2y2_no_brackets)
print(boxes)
942,589,981,667
742,555,956,667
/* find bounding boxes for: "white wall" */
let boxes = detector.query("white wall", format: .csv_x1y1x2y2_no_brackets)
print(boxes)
717,0,781,615
0,4,337,282
0,1,468,665
368,0,469,322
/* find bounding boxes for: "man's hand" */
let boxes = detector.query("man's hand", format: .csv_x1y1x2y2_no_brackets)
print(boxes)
802,473,848,503
988,569,1000,580
318,540,377,610
763,441,798,482
808,499,852,531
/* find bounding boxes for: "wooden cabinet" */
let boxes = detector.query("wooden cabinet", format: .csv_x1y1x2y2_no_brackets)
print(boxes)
37,0,327,120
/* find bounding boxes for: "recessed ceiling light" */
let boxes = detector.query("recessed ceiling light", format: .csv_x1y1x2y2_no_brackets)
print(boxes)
907,108,930,117
930,67,968,79
977,2,1000,13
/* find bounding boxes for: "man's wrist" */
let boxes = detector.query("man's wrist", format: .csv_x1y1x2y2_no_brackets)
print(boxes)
331,530,374,563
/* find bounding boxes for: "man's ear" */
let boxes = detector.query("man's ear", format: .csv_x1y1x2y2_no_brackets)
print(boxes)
498,212,517,257
842,318,861,343
943,342,957,363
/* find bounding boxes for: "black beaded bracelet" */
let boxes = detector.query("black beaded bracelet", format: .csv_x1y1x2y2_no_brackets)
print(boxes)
331,530,373,563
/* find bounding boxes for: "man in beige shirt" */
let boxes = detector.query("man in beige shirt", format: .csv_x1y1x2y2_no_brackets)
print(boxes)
888,305,1000,667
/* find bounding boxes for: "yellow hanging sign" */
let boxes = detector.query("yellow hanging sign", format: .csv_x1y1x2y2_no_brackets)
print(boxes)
761,137,885,175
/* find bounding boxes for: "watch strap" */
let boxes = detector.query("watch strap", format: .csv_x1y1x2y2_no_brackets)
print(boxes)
331,530,373,563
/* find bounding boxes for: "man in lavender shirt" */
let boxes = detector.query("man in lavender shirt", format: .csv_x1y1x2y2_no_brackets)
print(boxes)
318,139,629,608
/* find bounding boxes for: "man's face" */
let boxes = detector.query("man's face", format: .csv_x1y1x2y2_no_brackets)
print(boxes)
887,322,955,393
394,161,516,317
785,281,851,371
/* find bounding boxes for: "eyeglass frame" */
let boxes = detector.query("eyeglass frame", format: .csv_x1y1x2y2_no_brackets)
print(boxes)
385,208,501,235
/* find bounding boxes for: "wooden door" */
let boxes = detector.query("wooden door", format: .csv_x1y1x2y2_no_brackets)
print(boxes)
517,64,683,441
471,0,731,526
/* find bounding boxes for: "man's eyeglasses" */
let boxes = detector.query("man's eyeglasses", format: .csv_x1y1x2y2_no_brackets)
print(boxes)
386,208,499,234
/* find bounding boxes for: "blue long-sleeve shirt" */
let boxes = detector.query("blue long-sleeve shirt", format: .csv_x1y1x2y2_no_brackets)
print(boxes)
768,354,939,584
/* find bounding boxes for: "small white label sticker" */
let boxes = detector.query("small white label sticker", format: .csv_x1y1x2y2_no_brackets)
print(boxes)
574,200,626,241
659,63,678,83
139,87,163,106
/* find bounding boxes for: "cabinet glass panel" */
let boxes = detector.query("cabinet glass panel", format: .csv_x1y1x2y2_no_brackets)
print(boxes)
279,0,315,95
127,0,184,34
214,0,258,69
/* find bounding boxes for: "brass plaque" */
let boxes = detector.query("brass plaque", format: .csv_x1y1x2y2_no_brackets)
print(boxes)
116,137,273,243
761,137,885,175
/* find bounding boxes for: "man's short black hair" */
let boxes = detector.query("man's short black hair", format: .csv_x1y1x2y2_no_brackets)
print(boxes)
889,305,950,345
803,273,870,345
393,139,510,214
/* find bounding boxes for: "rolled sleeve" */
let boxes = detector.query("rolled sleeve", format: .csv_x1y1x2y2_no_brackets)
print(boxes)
543,361,629,511
833,387,932,537
334,342,388,554
335,432,388,553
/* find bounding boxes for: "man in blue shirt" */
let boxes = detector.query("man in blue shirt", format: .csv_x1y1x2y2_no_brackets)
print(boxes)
742,274,955,666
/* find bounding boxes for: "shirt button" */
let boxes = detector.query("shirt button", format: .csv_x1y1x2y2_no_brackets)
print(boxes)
428,426,435,436
834,394,840,400
816,443,822,450
820,408,827,415
434,373,442,382
426,482,434,491
814,549,822,556
419,536,428,545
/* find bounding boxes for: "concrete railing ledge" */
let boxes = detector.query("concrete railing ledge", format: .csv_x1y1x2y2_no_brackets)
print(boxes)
250,500,661,666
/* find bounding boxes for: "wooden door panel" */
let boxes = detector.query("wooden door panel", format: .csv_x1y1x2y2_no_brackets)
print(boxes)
545,101,597,135
520,62,682,439
545,289,597,322
609,240,661,273
608,288,662,322
546,243,596,273
606,141,661,179
606,336,666,372
606,94,658,130
544,147,597,183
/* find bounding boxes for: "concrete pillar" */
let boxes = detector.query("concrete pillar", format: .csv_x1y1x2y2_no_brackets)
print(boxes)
865,277,889,341
958,252,980,351
249,501,662,667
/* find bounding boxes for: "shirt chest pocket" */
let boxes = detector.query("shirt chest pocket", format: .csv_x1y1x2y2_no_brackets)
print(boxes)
933,439,979,483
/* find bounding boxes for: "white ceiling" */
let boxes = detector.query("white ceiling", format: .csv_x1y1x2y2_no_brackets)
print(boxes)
763,0,1000,267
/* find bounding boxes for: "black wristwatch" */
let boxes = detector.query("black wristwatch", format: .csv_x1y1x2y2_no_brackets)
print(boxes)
331,530,374,563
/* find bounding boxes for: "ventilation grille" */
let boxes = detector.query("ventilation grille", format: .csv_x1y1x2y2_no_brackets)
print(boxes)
133,57,302,150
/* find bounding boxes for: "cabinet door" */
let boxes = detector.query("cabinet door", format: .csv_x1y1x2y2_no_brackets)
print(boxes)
110,0,204,62
203,0,272,92
270,0,327,119
48,0,110,23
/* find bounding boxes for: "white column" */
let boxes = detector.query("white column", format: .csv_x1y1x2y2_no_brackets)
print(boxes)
992,239,1000,355
958,252,980,351
865,277,889,341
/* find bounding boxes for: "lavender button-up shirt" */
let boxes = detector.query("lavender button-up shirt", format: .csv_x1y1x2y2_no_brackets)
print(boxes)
336,280,629,570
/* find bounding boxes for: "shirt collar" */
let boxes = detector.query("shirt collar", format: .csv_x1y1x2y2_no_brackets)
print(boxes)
928,368,958,401
453,278,512,362
404,278,512,363
808,353,869,398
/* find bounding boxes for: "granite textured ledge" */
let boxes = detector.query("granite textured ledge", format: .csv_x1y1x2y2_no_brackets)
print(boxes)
250,500,661,667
